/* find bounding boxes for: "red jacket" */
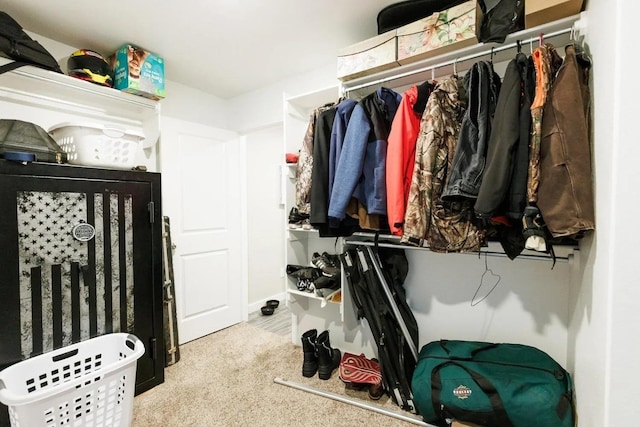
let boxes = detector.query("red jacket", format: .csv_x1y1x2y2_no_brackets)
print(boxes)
385,86,421,235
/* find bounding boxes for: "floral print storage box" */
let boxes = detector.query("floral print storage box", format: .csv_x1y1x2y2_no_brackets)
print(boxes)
337,30,398,81
396,0,478,65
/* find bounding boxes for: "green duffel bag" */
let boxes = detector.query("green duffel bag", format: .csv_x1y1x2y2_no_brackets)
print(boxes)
412,340,575,427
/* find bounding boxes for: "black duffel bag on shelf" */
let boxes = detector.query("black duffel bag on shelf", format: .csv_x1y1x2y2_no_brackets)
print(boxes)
377,0,466,34
0,11,63,75
412,340,576,427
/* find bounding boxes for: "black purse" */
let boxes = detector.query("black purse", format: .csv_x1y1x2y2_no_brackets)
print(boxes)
377,0,466,34
477,0,525,43
0,11,63,75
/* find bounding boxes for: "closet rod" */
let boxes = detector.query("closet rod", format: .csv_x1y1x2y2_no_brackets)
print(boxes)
343,27,572,94
344,240,575,263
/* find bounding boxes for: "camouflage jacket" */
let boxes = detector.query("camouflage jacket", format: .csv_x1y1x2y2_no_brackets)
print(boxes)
401,75,481,252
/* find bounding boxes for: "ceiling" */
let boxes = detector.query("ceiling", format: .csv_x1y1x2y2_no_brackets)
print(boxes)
2,0,401,99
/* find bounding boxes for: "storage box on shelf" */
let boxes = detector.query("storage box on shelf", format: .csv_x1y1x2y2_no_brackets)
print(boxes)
110,44,166,100
337,30,398,81
396,0,479,65
526,0,584,28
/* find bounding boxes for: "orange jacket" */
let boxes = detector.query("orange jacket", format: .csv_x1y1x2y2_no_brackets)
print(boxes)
385,86,422,235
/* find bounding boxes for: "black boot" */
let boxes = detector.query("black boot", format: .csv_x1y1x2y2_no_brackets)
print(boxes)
301,329,318,377
316,330,341,380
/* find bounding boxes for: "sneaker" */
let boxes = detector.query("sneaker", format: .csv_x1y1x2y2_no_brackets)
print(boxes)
288,207,309,229
311,252,341,278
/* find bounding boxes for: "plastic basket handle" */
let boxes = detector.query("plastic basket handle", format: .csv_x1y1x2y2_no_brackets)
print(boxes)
52,348,79,362
102,127,126,138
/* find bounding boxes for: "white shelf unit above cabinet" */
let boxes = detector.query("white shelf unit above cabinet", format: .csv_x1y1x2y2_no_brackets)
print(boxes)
0,58,161,147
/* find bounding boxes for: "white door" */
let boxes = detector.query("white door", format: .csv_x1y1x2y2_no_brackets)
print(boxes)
160,117,245,344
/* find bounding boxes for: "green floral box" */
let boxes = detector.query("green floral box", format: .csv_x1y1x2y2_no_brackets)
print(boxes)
396,0,479,65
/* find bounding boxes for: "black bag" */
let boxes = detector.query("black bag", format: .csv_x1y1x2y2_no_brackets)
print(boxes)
0,12,62,75
477,0,525,43
377,0,465,34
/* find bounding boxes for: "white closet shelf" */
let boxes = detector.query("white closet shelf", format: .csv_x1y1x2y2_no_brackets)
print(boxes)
0,58,160,122
344,232,578,263
341,14,584,94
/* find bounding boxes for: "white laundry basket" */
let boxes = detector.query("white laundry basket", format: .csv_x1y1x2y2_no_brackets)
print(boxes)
0,333,145,427
48,122,145,170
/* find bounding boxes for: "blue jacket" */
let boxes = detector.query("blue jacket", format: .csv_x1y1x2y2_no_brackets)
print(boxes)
328,88,401,224
328,98,357,196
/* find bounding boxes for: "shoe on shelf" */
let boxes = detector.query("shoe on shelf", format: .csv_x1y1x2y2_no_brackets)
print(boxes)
288,207,310,229
311,252,341,279
286,152,299,164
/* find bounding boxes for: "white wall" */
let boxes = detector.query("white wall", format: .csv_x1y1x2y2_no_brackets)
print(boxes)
599,0,640,424
407,251,572,365
245,124,286,306
228,62,337,133
567,1,619,425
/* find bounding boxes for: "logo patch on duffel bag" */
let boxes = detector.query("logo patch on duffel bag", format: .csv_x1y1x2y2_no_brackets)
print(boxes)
453,384,472,399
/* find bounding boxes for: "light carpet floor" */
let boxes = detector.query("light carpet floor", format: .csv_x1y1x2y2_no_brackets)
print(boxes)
132,322,424,426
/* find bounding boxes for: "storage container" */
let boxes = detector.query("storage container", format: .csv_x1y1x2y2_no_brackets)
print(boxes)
49,122,144,170
0,333,145,427
337,30,398,81
525,0,584,28
110,44,166,100
396,0,479,65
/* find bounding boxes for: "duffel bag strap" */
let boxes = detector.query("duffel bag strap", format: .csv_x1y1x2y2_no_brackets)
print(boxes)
0,60,29,75
431,361,515,427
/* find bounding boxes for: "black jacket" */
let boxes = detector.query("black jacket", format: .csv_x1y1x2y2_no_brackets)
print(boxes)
442,60,501,201
474,53,534,220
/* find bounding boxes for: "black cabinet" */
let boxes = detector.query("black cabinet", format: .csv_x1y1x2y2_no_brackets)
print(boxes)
0,161,164,403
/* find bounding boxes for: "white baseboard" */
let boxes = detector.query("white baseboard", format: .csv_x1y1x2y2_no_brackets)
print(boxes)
248,291,286,314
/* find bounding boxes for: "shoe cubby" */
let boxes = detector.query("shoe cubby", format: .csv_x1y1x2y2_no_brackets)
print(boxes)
283,85,377,357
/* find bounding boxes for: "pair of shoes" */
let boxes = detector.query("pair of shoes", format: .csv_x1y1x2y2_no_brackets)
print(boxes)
344,381,385,400
288,207,312,230
286,264,322,292
260,299,279,316
338,353,385,400
301,329,341,380
310,252,341,278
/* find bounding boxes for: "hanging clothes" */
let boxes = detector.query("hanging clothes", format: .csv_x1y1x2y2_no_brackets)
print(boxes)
401,75,481,252
526,44,562,204
474,52,535,259
328,87,401,226
442,60,501,201
295,103,335,214
386,84,433,236
538,44,595,239
475,52,534,220
328,99,357,196
311,98,360,237
309,105,337,227
523,43,562,251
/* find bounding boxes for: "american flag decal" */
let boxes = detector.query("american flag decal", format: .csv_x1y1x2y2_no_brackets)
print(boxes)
17,191,134,358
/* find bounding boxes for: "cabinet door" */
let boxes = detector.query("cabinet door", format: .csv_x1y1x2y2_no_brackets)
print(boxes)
0,169,162,393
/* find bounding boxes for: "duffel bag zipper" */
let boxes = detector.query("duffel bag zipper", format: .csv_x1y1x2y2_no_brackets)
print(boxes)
424,355,566,380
